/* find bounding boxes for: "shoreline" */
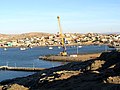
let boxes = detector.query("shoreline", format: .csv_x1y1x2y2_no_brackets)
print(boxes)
0,43,105,48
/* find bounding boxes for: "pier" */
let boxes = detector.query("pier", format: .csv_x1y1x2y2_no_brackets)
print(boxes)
0,66,45,72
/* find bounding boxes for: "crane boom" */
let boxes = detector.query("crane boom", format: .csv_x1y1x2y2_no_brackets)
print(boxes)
57,16,67,56
57,16,64,46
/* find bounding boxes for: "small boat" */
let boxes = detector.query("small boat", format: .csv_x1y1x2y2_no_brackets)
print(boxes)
30,46,33,49
78,46,82,48
49,47,53,50
4,48,7,51
58,46,61,49
20,47,26,51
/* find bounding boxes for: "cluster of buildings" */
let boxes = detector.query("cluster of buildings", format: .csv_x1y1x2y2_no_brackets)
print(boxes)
0,33,120,48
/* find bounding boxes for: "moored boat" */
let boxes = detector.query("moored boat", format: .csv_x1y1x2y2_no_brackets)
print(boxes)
4,48,7,51
78,46,82,48
49,47,53,50
20,47,26,51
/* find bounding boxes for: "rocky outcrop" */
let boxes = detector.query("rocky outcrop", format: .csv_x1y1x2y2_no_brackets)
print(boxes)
1,84,29,90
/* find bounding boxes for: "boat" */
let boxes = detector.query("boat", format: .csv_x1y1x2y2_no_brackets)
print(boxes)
4,48,7,51
58,46,61,49
30,46,33,49
20,47,26,51
49,47,53,50
78,46,82,48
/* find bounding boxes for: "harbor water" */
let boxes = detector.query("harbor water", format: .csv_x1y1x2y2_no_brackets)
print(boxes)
0,45,115,82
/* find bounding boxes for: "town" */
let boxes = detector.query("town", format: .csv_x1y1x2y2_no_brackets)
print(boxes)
0,32,120,48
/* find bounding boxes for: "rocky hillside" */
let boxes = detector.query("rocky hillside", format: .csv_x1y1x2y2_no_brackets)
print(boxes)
0,51,120,90
0,34,8,38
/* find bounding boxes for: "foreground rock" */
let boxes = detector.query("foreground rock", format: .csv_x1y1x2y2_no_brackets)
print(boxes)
0,51,120,90
0,84,29,90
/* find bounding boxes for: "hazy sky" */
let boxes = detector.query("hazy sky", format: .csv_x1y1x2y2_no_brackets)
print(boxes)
0,0,120,34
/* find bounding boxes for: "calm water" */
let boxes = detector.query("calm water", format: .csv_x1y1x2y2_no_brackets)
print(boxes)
0,45,114,82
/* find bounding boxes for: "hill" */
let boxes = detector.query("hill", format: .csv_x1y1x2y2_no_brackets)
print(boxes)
0,32,52,40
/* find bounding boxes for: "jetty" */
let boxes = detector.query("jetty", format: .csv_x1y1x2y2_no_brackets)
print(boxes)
0,66,45,72
39,53,101,62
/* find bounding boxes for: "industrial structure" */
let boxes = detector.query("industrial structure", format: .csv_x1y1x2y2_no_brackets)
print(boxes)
57,16,67,56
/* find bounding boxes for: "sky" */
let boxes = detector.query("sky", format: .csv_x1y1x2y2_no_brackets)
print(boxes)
0,0,120,34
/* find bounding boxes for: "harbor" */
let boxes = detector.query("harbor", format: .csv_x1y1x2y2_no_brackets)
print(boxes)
0,45,115,81
0,47,63,82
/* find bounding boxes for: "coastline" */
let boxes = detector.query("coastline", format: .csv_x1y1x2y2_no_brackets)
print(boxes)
0,43,104,48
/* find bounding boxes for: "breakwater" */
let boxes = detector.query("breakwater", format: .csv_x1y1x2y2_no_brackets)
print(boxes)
0,66,45,72
39,53,101,62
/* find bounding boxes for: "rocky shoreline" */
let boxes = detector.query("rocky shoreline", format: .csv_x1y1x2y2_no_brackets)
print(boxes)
0,51,120,90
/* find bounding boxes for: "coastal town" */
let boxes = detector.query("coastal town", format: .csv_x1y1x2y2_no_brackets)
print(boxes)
0,32,120,48
0,0,120,89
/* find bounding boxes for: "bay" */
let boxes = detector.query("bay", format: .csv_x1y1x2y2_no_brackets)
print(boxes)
0,45,115,82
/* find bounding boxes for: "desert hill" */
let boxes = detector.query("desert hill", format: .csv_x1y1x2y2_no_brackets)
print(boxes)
0,32,52,40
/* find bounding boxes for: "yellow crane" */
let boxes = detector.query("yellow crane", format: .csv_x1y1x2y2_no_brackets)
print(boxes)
57,16,67,56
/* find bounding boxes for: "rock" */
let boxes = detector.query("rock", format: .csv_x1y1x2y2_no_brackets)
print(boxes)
91,60,105,70
0,86,3,90
107,76,120,84
1,84,28,90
